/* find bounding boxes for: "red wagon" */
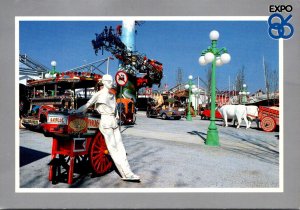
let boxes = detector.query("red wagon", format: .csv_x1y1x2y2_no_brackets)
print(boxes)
258,106,279,132
46,112,113,184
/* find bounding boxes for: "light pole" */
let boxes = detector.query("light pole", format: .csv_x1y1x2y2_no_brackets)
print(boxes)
199,30,231,146
239,84,250,104
50,60,57,76
192,87,200,115
184,75,195,121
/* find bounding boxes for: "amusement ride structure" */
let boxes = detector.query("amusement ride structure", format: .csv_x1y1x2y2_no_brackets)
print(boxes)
91,20,163,102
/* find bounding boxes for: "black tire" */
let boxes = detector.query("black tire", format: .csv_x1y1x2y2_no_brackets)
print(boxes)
43,130,52,137
132,114,136,124
161,113,167,120
175,116,181,120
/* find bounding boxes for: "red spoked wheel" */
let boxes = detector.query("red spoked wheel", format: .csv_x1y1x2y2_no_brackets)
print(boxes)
89,131,113,175
261,116,276,132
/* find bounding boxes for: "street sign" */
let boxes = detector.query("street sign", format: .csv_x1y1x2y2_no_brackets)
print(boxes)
115,70,128,86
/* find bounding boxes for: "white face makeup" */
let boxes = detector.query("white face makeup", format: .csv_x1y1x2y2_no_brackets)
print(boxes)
103,79,113,89
102,74,113,89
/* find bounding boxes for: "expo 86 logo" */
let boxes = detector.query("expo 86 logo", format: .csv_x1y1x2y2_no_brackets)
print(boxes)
268,5,294,39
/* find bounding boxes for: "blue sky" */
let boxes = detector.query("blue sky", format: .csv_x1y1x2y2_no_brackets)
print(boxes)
19,20,279,93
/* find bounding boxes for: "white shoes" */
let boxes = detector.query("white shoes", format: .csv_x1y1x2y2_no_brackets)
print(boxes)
121,174,140,181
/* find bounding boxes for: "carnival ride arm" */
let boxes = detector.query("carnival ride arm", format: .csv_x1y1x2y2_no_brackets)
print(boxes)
92,27,163,87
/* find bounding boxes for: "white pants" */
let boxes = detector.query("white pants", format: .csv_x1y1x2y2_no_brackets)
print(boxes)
99,115,134,178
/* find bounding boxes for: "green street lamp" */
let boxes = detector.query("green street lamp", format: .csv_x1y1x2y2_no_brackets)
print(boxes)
199,30,231,146
239,84,250,104
184,75,196,121
50,60,57,76
192,87,200,114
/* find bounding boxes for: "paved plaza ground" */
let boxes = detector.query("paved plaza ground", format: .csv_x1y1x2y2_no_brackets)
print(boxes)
19,111,280,189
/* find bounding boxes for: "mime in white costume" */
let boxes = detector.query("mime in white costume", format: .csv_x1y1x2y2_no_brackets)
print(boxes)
75,74,140,181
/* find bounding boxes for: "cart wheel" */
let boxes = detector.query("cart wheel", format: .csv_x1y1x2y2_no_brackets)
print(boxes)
261,116,276,132
89,132,113,175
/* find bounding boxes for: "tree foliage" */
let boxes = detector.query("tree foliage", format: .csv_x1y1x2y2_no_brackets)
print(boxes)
264,59,279,104
235,66,246,103
235,66,246,92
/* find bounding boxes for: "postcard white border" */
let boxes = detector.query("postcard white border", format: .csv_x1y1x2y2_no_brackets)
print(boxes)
15,16,283,193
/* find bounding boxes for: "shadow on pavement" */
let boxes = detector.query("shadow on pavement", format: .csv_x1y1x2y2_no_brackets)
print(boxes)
121,125,134,133
187,131,206,143
221,131,279,165
20,146,50,167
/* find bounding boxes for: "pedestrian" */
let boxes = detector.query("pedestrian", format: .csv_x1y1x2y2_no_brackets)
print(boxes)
75,74,140,181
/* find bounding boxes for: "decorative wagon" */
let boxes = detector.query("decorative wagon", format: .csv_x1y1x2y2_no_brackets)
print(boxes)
258,106,279,132
46,112,113,184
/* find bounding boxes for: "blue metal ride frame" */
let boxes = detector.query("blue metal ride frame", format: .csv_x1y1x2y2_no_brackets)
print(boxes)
91,26,163,86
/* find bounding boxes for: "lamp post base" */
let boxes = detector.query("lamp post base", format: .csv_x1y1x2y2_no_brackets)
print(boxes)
206,126,220,146
186,114,192,121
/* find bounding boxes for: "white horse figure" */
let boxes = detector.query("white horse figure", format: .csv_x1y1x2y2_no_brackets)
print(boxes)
218,104,250,129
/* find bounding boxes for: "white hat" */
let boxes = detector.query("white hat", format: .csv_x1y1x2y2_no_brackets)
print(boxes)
102,74,113,81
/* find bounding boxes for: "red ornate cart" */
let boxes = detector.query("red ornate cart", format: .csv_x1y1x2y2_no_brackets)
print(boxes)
47,112,113,184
